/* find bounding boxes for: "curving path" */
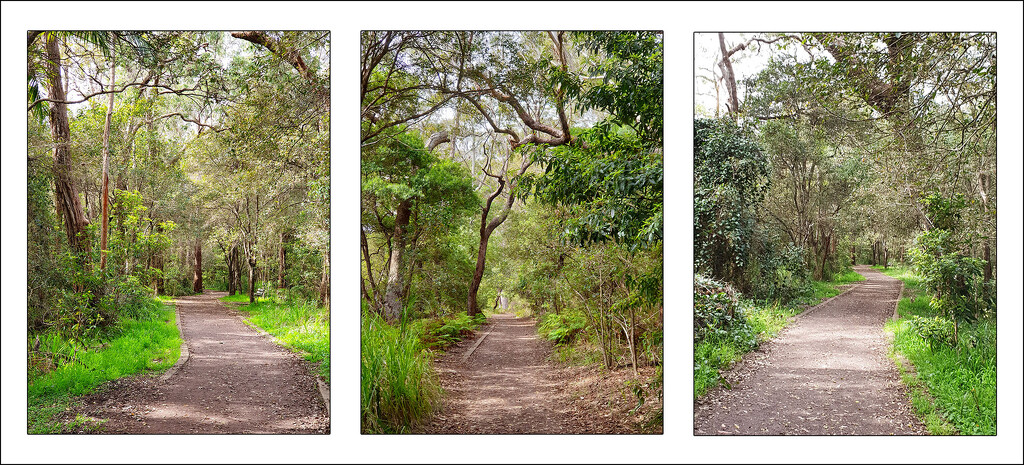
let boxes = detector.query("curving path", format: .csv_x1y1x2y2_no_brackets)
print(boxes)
418,314,576,434
71,291,328,434
694,265,925,435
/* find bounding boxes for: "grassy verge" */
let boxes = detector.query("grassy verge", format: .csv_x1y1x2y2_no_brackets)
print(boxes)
695,268,866,399
360,309,486,433
797,268,866,305
875,265,996,435
219,293,272,304
27,301,182,433
232,298,330,383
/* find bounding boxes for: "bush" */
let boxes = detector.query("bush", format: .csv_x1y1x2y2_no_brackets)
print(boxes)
361,313,440,433
538,310,588,345
749,242,810,302
906,315,958,352
412,312,486,351
694,274,750,343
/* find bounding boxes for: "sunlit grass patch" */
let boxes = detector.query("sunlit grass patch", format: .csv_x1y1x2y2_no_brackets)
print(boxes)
27,302,181,433
237,299,330,382
881,265,996,435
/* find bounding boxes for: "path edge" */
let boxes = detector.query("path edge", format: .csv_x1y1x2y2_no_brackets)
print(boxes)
795,279,863,321
228,302,331,414
461,322,497,362
159,299,189,382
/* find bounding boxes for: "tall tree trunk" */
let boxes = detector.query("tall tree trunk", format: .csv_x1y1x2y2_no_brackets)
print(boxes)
192,239,203,293
467,174,517,316
278,230,288,288
248,255,257,304
99,44,116,270
227,241,238,295
45,34,90,253
384,199,412,322
319,245,330,308
717,33,741,116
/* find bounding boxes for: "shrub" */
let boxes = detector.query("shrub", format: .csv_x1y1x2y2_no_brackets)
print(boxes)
694,274,749,343
750,242,810,302
413,312,486,351
538,310,588,345
906,315,958,352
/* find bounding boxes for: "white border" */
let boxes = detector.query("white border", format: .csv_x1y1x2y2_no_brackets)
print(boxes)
2,1,1021,463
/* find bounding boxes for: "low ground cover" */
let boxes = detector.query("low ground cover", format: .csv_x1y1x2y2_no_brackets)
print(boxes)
360,308,487,433
27,301,181,433
876,264,996,435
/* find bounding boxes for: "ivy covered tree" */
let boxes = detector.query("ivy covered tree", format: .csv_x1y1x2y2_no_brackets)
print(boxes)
693,118,770,290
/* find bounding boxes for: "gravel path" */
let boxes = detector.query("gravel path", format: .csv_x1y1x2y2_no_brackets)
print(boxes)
418,314,575,434
694,265,925,435
70,291,328,434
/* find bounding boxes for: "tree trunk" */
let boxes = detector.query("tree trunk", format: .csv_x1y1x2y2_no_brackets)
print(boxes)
192,239,203,293
278,230,288,288
718,33,741,116
45,34,90,253
468,175,517,316
319,245,330,308
99,45,116,271
383,199,412,322
248,255,257,304
983,242,992,282
150,235,164,295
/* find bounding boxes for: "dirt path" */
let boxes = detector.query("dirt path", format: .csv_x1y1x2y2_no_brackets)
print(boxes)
694,265,925,435
70,291,328,434
418,314,577,434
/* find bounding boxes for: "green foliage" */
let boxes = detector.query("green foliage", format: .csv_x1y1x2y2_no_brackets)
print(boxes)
909,193,993,337
906,316,958,352
693,274,751,344
881,266,997,435
531,125,663,250
238,299,330,381
28,302,181,432
538,310,588,345
412,312,487,351
527,30,663,252
569,31,663,144
748,242,810,302
694,118,771,285
360,312,440,434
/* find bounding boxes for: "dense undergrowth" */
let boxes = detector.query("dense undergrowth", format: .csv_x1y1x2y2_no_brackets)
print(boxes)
227,290,330,382
27,300,181,433
693,269,865,399
877,265,996,435
360,305,487,434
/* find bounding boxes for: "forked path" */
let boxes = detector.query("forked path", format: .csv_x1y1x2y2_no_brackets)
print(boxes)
73,291,328,434
419,314,577,434
694,265,925,435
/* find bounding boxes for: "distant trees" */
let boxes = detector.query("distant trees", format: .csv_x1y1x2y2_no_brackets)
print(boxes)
695,32,996,300
26,30,331,341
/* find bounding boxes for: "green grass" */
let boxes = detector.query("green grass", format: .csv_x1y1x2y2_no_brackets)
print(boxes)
877,264,997,435
798,268,866,304
237,299,330,382
27,302,182,433
361,312,440,433
695,269,863,399
220,293,271,304
694,300,799,398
